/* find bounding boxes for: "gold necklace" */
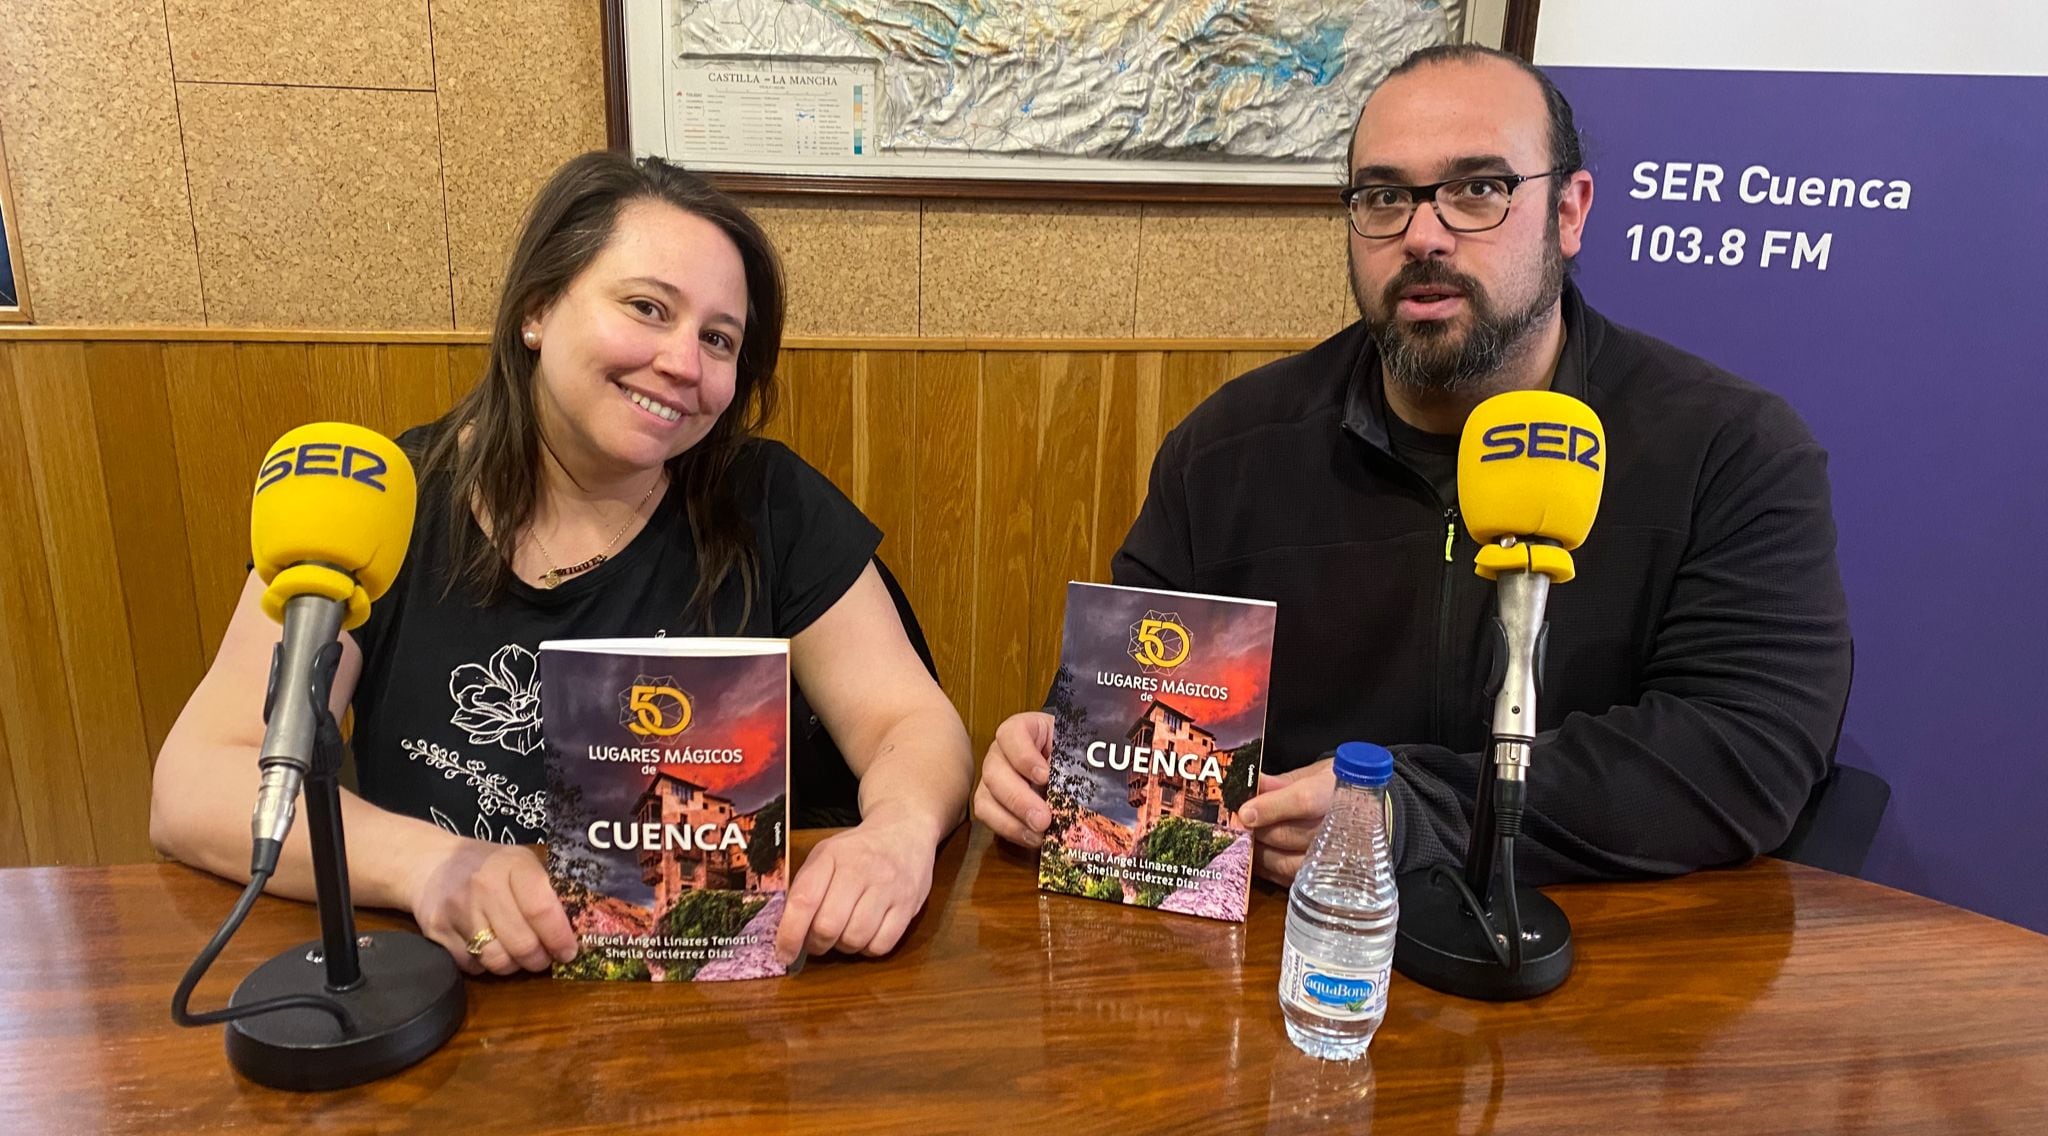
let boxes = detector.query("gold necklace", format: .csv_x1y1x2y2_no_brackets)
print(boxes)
530,476,662,589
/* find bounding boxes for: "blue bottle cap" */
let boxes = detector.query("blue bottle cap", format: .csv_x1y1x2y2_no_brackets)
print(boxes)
1334,742,1394,787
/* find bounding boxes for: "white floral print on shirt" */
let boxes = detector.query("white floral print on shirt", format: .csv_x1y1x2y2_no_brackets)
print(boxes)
398,643,549,844
449,643,545,755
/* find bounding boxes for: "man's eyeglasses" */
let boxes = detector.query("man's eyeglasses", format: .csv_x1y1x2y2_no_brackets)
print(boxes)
1340,170,1565,239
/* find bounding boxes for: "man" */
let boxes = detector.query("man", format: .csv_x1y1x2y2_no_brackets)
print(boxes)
973,44,1853,886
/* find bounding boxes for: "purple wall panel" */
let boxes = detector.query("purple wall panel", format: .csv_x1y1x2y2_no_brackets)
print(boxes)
1545,66,2048,931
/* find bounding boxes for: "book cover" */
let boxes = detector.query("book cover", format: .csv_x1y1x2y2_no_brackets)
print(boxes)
1038,582,1278,922
539,638,791,981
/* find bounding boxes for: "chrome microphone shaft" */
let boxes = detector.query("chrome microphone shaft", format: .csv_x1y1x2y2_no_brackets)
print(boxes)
1462,564,1550,901
1490,568,1551,762
250,593,346,870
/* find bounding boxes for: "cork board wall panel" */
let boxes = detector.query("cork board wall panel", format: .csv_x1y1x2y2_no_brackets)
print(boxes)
741,196,922,337
163,0,434,89
432,0,608,330
0,3,202,324
180,83,451,328
921,202,1141,338
1135,204,1352,339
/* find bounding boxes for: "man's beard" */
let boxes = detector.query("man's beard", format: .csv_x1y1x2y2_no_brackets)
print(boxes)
1354,237,1566,395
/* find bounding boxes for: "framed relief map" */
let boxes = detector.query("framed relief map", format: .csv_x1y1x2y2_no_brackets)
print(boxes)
0,121,28,322
604,2,1523,202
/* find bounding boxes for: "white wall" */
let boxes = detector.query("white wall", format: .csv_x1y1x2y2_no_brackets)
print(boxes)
1534,0,2048,77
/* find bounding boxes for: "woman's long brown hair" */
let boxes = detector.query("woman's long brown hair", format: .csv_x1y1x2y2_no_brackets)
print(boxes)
420,152,784,628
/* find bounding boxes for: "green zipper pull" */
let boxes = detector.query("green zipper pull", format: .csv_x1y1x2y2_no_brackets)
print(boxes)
1444,521,1455,563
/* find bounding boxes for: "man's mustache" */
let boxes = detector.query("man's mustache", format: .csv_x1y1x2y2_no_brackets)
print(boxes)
1380,262,1485,311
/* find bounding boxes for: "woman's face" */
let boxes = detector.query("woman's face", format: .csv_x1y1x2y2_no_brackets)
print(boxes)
524,198,750,481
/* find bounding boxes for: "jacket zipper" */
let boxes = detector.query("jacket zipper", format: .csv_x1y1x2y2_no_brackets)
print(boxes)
1433,506,1459,745
1371,438,1463,748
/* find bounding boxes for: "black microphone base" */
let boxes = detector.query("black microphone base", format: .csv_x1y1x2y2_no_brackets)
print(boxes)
225,931,465,1091
1393,869,1573,1001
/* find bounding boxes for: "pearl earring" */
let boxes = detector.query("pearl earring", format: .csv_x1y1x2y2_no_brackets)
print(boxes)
522,328,540,348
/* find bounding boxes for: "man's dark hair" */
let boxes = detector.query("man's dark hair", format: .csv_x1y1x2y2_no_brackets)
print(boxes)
1357,43,1585,195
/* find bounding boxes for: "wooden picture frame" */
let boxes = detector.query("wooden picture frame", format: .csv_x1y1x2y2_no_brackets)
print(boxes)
0,119,30,323
602,1,1542,204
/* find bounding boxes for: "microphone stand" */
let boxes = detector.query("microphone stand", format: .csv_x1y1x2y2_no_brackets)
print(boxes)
175,638,466,1090
1392,551,1575,1001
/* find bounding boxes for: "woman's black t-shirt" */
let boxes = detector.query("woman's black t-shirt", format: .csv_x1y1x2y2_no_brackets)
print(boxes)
347,429,881,843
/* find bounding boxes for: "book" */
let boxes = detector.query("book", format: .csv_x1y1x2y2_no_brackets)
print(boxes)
539,637,792,981
1038,582,1278,923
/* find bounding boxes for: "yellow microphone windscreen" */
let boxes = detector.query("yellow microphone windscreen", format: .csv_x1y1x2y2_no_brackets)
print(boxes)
250,423,417,630
1458,390,1605,551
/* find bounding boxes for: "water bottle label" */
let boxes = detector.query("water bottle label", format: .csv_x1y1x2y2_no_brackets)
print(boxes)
1281,942,1388,1021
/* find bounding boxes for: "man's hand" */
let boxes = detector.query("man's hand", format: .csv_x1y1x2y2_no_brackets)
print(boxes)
972,711,1054,847
1239,758,1336,885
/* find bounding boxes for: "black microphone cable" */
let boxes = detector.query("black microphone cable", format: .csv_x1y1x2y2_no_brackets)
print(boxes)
1495,776,1526,975
1424,771,1530,975
170,866,358,1034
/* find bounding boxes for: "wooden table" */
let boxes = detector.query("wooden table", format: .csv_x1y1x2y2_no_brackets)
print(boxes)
4,827,2046,1134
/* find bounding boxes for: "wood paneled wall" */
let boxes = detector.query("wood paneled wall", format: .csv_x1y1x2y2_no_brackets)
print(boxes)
0,332,1306,868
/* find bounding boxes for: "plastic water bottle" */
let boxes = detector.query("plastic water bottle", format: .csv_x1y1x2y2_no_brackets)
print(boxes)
1279,741,1399,1061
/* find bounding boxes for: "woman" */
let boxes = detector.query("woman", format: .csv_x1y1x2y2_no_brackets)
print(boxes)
151,153,972,977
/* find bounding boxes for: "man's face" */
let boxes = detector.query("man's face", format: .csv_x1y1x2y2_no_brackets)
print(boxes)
1347,58,1588,395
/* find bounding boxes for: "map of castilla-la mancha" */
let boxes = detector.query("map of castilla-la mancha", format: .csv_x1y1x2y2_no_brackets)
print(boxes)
674,0,1451,163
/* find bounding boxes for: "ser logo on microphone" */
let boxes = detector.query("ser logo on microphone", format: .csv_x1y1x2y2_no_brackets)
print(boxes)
1479,421,1602,470
255,442,391,493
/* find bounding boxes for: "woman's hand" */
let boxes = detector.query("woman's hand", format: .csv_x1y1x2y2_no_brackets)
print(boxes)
775,562,972,965
773,813,939,965
408,837,579,976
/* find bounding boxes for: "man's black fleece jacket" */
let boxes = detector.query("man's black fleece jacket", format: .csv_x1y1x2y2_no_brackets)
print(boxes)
1111,283,1854,883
